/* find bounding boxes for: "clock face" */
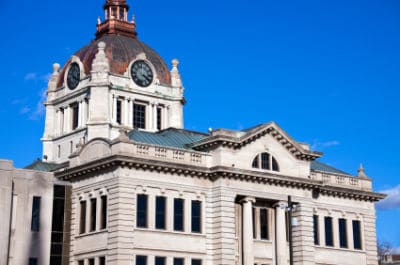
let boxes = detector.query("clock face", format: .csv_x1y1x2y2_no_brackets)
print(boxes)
131,60,154,87
67,63,80,90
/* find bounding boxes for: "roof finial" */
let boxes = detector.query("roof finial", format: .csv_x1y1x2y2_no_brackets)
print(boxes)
357,163,370,179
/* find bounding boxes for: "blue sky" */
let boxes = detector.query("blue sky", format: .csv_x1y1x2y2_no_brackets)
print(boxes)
1,0,399,250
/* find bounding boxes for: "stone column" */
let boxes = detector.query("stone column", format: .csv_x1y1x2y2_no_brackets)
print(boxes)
275,202,288,265
78,101,83,128
128,99,133,128
124,98,129,126
241,197,255,265
64,106,70,133
112,95,117,124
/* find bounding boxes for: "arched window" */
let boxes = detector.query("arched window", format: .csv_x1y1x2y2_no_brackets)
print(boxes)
252,152,279,172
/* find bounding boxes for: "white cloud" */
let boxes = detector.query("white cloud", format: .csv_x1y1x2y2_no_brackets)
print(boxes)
29,87,47,120
376,185,400,210
24,73,37,81
20,106,31,114
311,140,340,150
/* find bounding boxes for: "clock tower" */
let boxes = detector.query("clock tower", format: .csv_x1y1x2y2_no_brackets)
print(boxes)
41,0,185,163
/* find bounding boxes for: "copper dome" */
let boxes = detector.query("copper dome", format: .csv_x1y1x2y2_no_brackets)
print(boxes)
57,34,172,88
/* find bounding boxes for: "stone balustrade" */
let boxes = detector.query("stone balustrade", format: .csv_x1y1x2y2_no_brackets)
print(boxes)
310,171,372,191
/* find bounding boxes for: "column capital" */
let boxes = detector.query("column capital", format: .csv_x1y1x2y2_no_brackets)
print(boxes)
240,196,256,204
274,201,288,209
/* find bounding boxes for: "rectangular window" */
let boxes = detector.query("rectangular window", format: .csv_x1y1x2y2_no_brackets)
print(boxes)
89,258,95,265
50,185,66,265
71,103,79,130
313,215,319,245
57,145,61,158
157,107,162,130
191,200,202,233
79,201,86,234
90,198,97,232
339,218,348,248
155,196,166,229
174,198,184,231
29,258,38,265
99,257,106,265
324,217,334,247
136,255,147,265
31,196,41,232
260,208,269,240
137,194,148,228
252,207,256,239
261,153,270,170
133,104,146,129
100,195,107,229
192,260,201,265
174,258,184,265
78,260,84,265
353,220,362,250
155,257,166,265
116,99,122,124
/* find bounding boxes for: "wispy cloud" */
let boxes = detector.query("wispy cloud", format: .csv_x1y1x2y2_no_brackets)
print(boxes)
376,185,400,210
20,106,31,114
311,140,340,150
28,87,47,120
24,72,37,81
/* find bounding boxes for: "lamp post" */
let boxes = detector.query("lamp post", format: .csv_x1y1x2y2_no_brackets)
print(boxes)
287,196,294,265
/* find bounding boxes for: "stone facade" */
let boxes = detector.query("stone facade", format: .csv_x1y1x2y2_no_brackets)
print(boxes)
0,1,385,265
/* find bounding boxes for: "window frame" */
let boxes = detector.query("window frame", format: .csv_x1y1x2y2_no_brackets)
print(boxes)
324,216,334,247
155,196,167,230
191,200,202,233
133,103,146,129
137,194,148,228
251,152,279,172
174,198,185,231
31,196,41,232
79,201,87,234
313,215,319,245
339,218,348,248
352,220,362,250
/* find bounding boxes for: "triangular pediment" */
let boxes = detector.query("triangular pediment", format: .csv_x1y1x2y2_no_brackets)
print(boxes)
190,122,322,161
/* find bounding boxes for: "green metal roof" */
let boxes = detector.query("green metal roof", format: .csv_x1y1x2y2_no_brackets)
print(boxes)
24,159,64,172
128,128,209,150
311,160,350,175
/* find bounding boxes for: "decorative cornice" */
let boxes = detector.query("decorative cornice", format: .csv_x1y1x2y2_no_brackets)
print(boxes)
55,155,385,202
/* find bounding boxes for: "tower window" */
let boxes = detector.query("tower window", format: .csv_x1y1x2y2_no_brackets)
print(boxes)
71,103,79,130
136,256,147,265
116,99,122,125
155,257,166,265
137,194,148,228
31,196,41,232
252,152,279,172
157,107,162,130
133,104,146,129
174,258,184,265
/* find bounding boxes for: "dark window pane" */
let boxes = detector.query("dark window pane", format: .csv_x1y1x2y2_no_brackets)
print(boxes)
53,185,65,198
353,220,362,250
174,198,184,231
133,104,146,129
52,198,65,232
252,207,256,239
89,258,95,265
191,201,202,233
101,196,107,229
31,196,41,231
90,198,97,232
136,255,147,265
137,194,148,228
339,218,348,248
272,157,279,172
78,260,84,265
252,156,259,168
99,256,106,265
50,244,63,256
51,232,63,243
260,208,269,239
116,99,122,124
313,215,319,245
174,258,184,265
157,107,162,130
155,257,165,265
72,103,79,130
29,258,38,265
80,201,86,234
156,196,166,229
261,153,270,170
192,260,201,265
50,256,62,265
325,217,333,247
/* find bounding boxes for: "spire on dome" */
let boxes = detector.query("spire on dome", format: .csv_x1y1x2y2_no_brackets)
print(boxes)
357,164,370,179
96,0,137,39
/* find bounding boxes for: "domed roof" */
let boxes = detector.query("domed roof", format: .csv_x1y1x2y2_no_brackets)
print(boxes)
57,34,172,88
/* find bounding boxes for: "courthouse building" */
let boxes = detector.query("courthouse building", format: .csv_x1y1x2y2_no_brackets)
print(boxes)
0,1,386,265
